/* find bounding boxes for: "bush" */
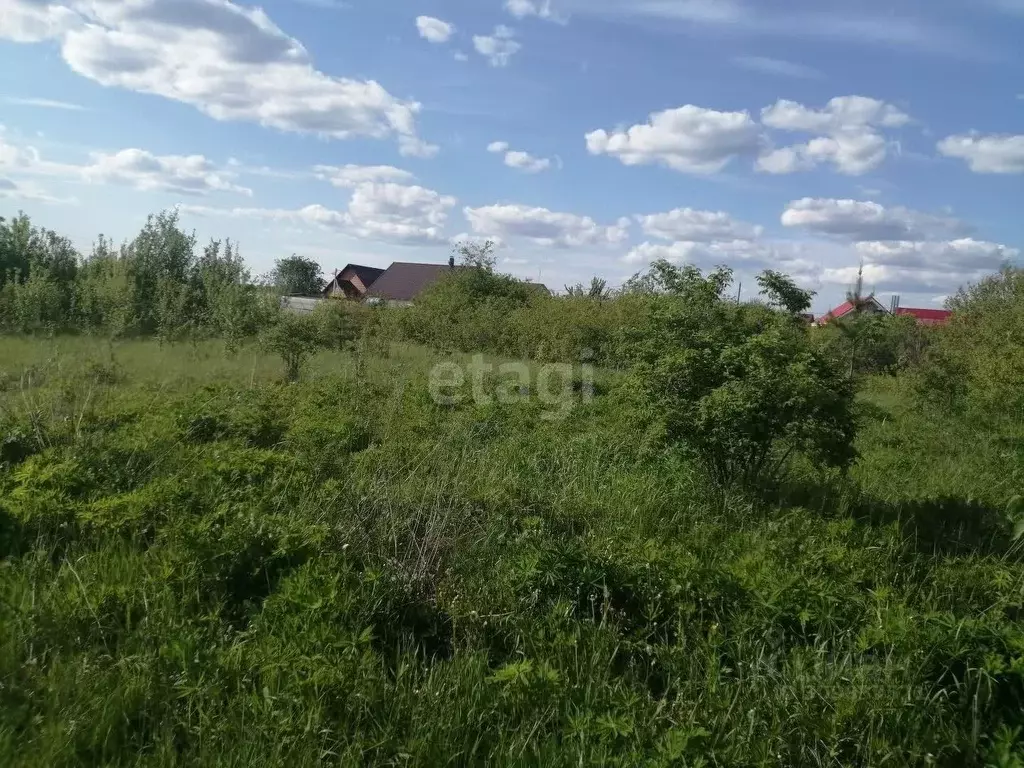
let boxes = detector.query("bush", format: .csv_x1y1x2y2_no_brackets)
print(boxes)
260,312,323,382
310,299,362,351
916,267,1024,418
817,313,932,377
626,261,857,488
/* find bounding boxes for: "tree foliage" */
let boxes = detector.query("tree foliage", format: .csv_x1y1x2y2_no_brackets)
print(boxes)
625,261,857,488
267,255,325,297
918,266,1024,417
0,210,275,343
756,269,813,315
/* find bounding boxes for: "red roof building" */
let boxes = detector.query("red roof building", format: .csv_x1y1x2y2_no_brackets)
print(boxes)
895,307,953,326
818,296,890,324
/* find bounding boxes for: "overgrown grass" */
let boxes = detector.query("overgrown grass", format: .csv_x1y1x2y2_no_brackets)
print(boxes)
2,337,1023,766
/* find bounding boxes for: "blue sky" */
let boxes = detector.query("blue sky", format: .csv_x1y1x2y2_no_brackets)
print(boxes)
0,0,1021,311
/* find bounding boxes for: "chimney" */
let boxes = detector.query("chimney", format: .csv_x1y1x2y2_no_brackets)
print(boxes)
448,256,455,268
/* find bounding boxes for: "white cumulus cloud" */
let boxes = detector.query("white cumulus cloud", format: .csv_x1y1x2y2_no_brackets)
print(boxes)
781,198,967,242
183,180,457,245
823,239,1019,293
464,204,630,248
504,151,552,173
0,132,250,196
758,96,909,175
81,149,252,196
313,164,416,188
758,132,888,176
416,16,454,44
487,142,552,173
586,105,761,174
0,0,431,154
473,25,521,67
762,96,910,133
637,207,763,242
937,133,1024,174
505,0,557,20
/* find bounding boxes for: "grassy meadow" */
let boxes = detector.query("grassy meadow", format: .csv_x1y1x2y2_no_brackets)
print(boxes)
2,335,1023,766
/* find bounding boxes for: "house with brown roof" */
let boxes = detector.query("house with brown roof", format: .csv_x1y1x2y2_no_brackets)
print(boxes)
323,264,387,299
363,260,460,305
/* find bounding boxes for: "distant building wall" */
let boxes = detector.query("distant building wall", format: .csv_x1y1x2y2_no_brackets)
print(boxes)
280,296,324,315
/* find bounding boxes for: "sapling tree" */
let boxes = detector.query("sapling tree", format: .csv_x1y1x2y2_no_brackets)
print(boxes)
260,311,323,382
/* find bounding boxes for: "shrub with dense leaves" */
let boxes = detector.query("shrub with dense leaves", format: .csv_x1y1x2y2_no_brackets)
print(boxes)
260,311,324,382
626,261,857,487
918,267,1024,418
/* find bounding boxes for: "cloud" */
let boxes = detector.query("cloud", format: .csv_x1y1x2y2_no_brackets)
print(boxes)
81,149,252,195
585,105,760,174
823,239,1019,293
781,198,969,241
487,142,552,172
313,164,416,188
0,0,430,154
937,133,1024,174
505,0,559,20
503,151,552,173
473,25,521,66
464,204,630,247
757,132,888,175
398,135,440,159
0,0,80,42
183,180,457,245
0,174,68,203
344,182,456,243
731,55,823,80
0,132,250,196
637,207,763,242
625,239,763,266
416,16,454,44
762,96,910,133
623,239,821,285
855,238,1018,272
758,96,909,175
4,96,85,110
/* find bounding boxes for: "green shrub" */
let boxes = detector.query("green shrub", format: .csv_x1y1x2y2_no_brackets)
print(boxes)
817,312,932,376
922,267,1024,418
260,311,323,382
626,261,857,488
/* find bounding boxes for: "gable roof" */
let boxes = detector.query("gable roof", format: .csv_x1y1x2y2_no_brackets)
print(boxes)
339,263,386,289
366,262,463,302
896,307,953,325
323,264,386,295
820,295,889,323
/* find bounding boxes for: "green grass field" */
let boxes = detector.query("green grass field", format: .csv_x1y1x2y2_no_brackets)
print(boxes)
2,336,1024,766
